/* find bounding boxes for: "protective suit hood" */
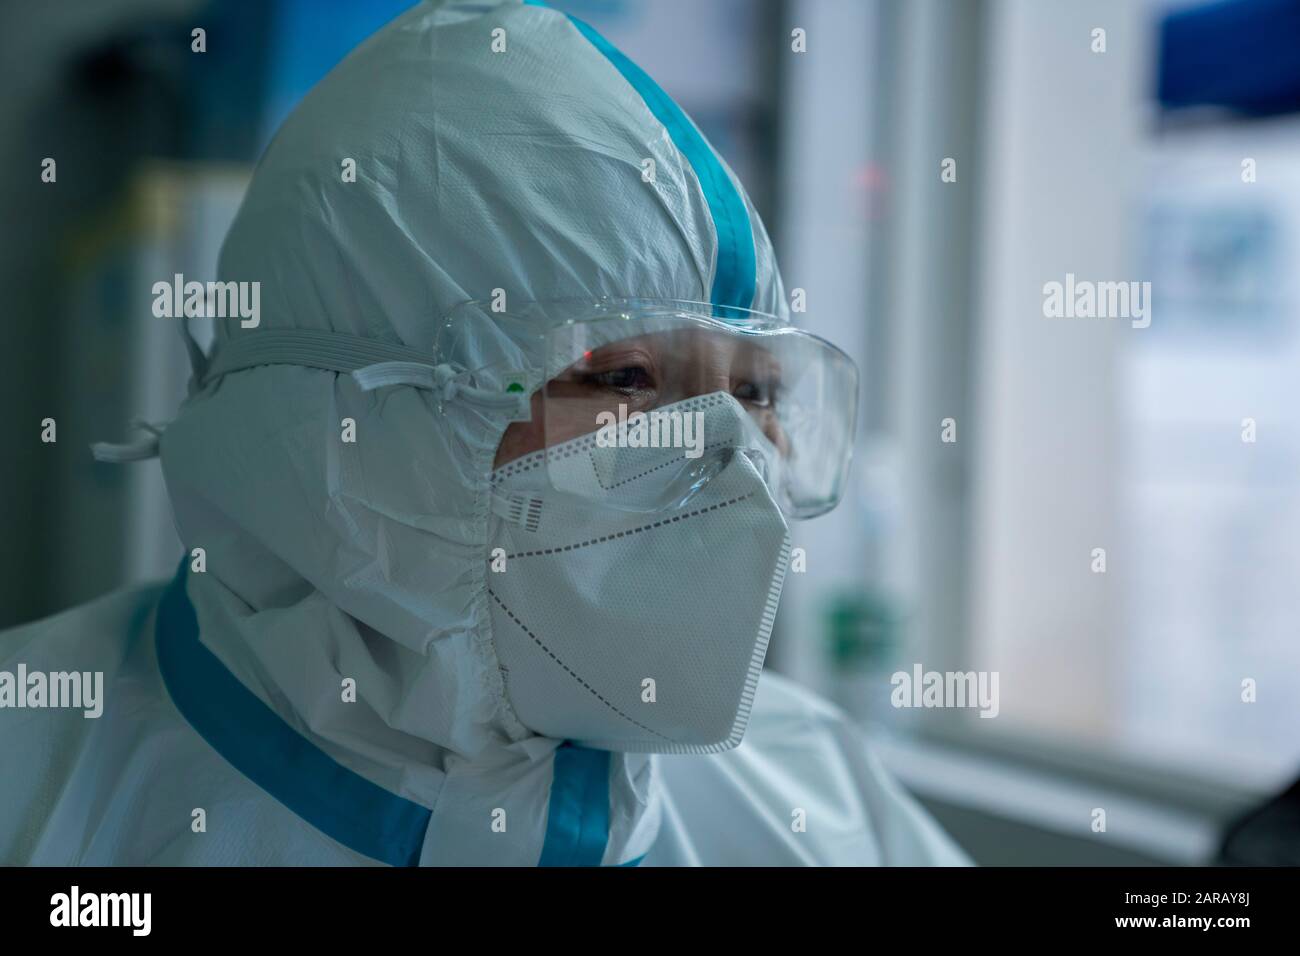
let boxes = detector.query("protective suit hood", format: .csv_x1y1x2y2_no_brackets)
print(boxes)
157,0,787,865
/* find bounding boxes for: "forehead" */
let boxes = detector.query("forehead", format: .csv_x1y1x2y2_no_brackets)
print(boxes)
583,326,782,366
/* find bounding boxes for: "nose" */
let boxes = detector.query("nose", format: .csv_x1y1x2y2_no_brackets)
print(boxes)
674,357,734,401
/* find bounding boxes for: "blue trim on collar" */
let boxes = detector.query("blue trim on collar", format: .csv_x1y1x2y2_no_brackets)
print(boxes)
155,562,432,866
539,742,611,866
155,561,629,866
528,0,758,314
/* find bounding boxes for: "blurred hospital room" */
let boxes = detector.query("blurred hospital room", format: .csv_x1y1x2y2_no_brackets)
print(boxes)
3,0,1299,867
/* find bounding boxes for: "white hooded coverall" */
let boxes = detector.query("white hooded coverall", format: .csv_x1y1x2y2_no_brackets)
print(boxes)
0,0,967,867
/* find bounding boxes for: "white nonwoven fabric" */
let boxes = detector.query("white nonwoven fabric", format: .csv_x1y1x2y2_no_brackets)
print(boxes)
0,0,972,868
156,0,784,864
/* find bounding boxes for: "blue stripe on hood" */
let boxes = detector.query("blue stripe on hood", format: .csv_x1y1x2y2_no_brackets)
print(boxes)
528,1,758,313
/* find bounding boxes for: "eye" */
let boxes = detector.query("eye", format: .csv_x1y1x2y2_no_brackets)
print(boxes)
733,378,780,408
584,365,653,393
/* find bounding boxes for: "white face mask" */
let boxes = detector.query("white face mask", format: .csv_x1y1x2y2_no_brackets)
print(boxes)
486,393,792,754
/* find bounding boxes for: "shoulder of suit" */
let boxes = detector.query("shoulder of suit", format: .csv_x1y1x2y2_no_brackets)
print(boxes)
0,582,167,661
747,668,854,734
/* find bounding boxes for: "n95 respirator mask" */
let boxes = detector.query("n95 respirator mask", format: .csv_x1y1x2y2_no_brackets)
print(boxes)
485,392,792,754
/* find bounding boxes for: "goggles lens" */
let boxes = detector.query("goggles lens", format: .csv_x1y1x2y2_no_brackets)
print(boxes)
441,299,858,519
541,309,856,519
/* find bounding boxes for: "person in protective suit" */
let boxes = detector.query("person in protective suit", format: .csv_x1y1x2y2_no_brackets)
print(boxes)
0,0,967,866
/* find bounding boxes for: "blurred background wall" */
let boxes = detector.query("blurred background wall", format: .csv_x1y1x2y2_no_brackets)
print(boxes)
4,0,1300,864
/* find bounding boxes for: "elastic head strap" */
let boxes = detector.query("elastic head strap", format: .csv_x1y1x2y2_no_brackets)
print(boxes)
201,329,438,386
202,329,529,413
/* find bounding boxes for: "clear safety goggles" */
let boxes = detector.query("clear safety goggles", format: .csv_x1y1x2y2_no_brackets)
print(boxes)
436,298,859,520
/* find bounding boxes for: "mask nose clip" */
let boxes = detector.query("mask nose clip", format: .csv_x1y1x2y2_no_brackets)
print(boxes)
739,444,782,497
666,446,732,510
